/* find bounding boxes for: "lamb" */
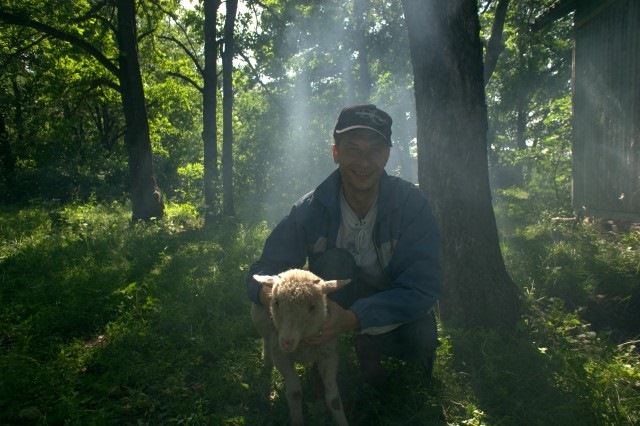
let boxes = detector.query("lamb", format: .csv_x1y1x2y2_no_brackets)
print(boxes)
251,269,351,426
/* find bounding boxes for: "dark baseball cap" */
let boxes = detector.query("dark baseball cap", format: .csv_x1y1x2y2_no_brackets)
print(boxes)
333,104,393,146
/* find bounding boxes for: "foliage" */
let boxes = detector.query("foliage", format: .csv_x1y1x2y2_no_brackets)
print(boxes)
482,0,574,207
0,0,203,205
1,200,638,425
174,162,205,205
1,0,575,226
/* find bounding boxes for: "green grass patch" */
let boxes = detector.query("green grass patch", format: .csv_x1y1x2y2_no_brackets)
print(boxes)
1,200,638,425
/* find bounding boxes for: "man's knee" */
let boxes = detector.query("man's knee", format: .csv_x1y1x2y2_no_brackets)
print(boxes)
372,311,440,362
311,248,357,281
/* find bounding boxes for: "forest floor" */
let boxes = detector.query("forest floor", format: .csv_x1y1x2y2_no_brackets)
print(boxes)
0,200,638,425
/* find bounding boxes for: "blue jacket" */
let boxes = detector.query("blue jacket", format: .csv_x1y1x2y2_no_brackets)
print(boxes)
246,169,442,334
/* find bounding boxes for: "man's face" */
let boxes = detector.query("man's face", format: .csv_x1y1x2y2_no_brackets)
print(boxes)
332,129,391,197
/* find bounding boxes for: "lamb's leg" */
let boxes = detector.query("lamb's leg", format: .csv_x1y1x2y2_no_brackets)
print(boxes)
272,353,305,426
262,338,272,369
317,355,348,426
250,304,273,369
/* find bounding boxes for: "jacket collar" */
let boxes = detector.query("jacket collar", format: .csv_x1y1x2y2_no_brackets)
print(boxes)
315,169,393,219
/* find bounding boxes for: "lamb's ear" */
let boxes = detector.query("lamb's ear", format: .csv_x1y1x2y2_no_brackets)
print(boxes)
253,274,278,287
320,279,352,294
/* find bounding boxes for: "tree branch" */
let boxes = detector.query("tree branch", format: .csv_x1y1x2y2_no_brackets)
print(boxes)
0,9,119,77
70,0,108,24
0,32,47,75
148,0,202,65
236,51,274,98
159,35,204,76
248,0,285,25
483,0,510,86
166,71,203,93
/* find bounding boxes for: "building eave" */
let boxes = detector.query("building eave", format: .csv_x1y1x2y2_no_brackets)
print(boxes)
532,0,578,32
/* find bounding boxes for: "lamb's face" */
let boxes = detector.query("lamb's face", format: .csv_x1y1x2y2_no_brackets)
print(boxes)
253,269,351,353
270,278,326,353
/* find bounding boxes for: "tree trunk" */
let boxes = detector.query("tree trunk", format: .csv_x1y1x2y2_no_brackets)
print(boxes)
402,0,521,330
353,0,372,101
116,0,164,221
0,4,162,218
0,113,16,202
222,0,238,217
203,0,221,222
515,96,527,185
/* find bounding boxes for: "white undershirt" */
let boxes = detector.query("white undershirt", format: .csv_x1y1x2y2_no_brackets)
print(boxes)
336,191,387,290
337,190,377,265
336,190,398,335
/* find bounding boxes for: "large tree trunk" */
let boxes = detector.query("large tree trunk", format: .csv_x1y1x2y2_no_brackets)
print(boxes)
203,0,221,222
402,0,521,330
222,0,238,217
116,0,164,221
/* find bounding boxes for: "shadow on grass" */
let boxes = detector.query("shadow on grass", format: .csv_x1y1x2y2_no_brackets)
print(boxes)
240,336,449,426
447,327,607,426
63,224,268,424
0,210,266,424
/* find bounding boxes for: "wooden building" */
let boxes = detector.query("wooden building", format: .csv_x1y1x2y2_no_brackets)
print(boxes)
536,0,640,221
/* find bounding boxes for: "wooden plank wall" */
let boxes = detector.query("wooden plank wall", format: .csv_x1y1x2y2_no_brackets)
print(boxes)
572,0,640,221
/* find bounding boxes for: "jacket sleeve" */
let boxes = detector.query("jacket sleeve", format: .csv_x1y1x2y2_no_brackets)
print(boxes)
349,194,442,334
246,205,308,305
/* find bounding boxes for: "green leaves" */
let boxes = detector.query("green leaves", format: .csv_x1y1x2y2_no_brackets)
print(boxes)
484,0,573,208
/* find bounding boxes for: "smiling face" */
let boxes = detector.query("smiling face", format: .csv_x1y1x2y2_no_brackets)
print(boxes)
332,129,391,203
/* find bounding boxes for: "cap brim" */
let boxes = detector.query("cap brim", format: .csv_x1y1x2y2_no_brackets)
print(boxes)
334,125,391,145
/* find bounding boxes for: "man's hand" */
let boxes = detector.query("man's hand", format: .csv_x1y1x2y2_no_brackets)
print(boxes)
305,300,359,345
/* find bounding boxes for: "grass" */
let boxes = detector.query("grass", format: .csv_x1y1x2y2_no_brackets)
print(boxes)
0,198,638,425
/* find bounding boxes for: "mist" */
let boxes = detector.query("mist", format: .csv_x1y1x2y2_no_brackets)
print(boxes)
253,1,418,224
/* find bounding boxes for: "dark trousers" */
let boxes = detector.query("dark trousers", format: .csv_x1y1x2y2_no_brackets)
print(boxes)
311,248,440,368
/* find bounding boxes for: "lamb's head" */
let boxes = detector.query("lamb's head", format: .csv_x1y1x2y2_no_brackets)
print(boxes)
253,269,351,353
